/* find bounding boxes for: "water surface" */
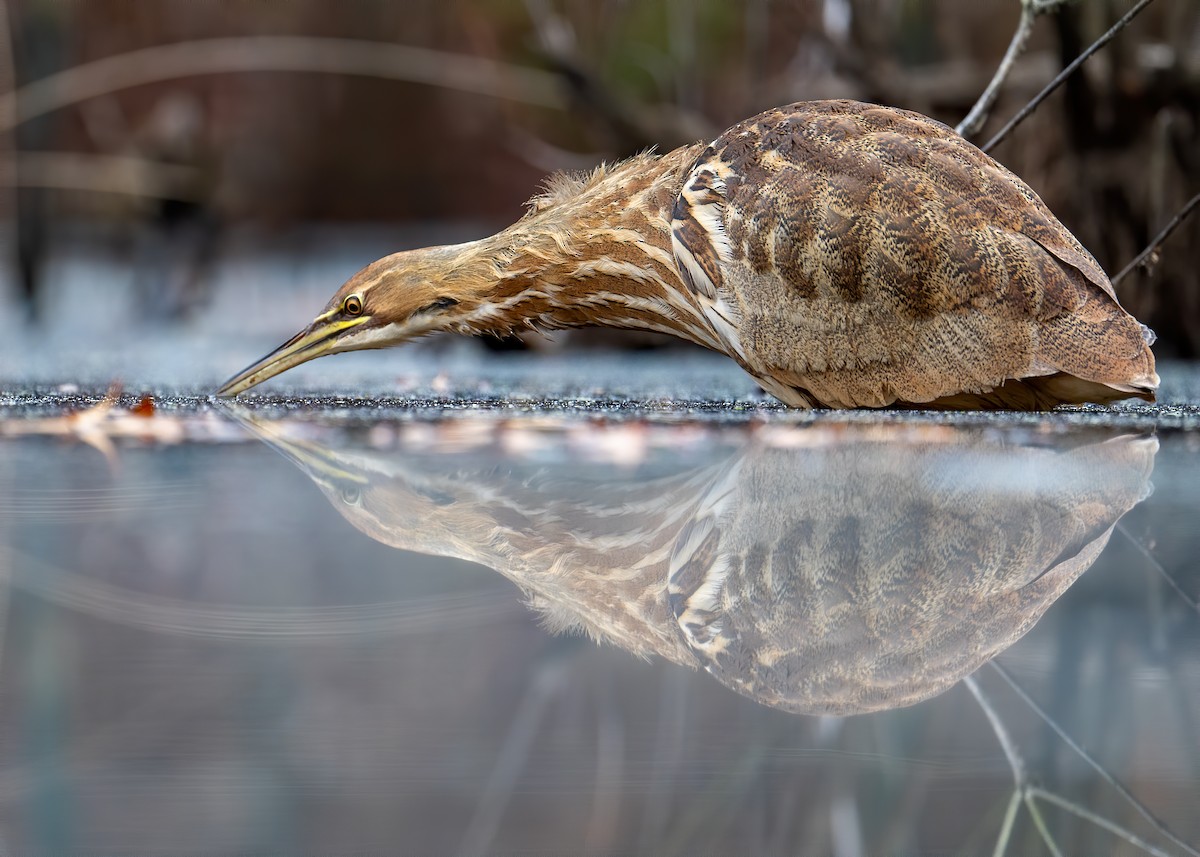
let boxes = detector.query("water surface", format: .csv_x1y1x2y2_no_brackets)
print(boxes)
1,402,1198,856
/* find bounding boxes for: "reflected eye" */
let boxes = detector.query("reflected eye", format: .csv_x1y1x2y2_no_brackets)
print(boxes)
340,486,362,506
343,295,364,316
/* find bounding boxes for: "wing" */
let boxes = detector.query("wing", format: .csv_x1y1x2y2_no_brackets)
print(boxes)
670,100,1158,409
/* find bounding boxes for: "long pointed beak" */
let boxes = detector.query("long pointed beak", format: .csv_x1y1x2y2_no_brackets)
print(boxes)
216,315,369,396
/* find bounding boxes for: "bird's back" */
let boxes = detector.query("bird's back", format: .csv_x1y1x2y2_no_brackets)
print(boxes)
670,100,1158,409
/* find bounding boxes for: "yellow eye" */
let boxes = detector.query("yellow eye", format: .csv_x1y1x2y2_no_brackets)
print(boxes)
343,294,363,316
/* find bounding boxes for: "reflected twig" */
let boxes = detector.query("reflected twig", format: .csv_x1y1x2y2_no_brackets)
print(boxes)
585,672,626,852
455,656,567,857
965,673,1189,857
994,790,1023,857
636,666,690,850
657,739,769,856
988,663,1200,857
1031,787,1177,857
962,675,1027,857
830,788,865,857
1116,522,1199,613
3,544,520,641
1026,794,1067,857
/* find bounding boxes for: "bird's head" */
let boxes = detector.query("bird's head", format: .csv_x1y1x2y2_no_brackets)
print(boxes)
217,244,486,396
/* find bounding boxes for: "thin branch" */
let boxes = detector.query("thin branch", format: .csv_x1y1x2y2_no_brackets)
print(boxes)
0,37,568,133
969,673,1197,857
967,675,1063,857
990,662,1200,857
1,543,519,641
983,0,1158,153
1117,521,1200,612
957,0,1070,139
964,675,1028,857
455,658,566,857
1112,191,1200,286
994,790,1023,857
1030,787,1180,857
0,152,203,200
1024,794,1067,857
0,0,15,258
965,675,1027,781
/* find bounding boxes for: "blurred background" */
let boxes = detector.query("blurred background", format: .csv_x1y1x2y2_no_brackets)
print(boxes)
0,0,1198,378
2,6,1200,852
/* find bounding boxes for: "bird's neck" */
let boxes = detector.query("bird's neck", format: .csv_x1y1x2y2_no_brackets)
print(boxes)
449,143,722,349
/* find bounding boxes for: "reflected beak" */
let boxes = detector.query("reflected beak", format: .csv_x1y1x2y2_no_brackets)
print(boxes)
216,314,369,396
214,402,370,490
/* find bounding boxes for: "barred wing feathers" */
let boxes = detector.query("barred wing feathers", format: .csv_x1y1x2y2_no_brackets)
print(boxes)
670,100,1158,409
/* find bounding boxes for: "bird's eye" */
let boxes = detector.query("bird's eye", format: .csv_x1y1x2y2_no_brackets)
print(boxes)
343,295,364,316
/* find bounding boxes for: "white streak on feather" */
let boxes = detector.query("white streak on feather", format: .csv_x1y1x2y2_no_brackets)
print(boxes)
702,300,745,361
671,232,718,299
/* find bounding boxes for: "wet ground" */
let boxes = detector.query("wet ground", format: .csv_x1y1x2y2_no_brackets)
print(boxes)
2,233,1199,856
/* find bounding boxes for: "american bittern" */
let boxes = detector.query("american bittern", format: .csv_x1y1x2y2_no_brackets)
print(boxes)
237,415,1155,715
219,101,1158,409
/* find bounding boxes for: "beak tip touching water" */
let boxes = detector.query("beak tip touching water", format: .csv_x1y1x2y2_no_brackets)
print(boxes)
214,367,254,398
214,327,316,398
214,316,368,398
214,375,253,398
215,353,295,398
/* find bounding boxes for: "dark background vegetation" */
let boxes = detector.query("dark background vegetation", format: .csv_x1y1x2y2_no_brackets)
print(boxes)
3,0,1198,353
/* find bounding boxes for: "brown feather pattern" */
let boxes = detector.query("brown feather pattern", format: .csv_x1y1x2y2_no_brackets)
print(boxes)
263,425,1156,715
673,101,1157,408
224,100,1158,409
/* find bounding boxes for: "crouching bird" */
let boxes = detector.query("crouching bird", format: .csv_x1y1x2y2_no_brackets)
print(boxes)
218,100,1158,409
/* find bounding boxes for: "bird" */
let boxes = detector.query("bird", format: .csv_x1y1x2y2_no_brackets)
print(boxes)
217,99,1159,409
230,411,1157,715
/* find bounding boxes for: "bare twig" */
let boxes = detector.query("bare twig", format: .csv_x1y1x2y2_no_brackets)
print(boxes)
1030,788,1179,857
957,0,1070,140
964,676,1026,781
967,673,1194,857
994,790,1023,857
3,543,518,641
0,37,568,133
0,0,15,260
982,0,1158,153
0,152,203,199
1024,796,1067,857
963,676,1029,857
455,658,566,857
1112,191,1200,286
1117,521,1200,612
990,662,1200,857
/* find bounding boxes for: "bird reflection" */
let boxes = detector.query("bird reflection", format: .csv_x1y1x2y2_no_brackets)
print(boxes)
241,416,1156,716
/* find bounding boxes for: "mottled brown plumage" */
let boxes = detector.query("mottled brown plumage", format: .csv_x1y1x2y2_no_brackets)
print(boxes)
219,100,1158,409
664,434,1154,713
241,417,1156,715
675,102,1158,407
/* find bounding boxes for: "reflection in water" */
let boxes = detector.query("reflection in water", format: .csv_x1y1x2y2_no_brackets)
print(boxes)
242,417,1157,715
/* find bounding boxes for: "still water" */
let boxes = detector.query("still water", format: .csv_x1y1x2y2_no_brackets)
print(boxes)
1,405,1198,856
